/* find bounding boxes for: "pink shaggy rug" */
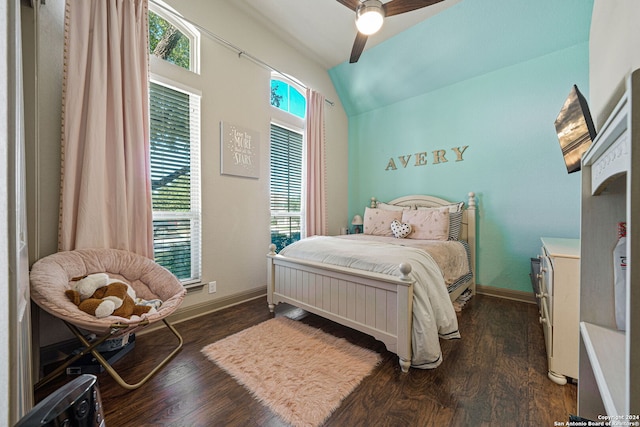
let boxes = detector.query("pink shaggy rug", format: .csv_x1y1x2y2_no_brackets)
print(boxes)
201,317,381,427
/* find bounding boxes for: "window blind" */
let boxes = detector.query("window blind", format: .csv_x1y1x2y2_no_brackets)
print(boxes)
270,123,303,251
150,81,201,283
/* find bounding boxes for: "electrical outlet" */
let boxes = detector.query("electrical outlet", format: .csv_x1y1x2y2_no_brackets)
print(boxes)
208,281,217,294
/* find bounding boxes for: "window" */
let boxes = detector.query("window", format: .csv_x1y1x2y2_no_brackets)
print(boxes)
149,3,200,73
271,79,306,119
149,81,201,283
270,123,303,252
149,3,201,285
270,75,306,251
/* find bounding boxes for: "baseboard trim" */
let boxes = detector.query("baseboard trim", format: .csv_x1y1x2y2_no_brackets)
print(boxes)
138,286,267,335
476,284,536,304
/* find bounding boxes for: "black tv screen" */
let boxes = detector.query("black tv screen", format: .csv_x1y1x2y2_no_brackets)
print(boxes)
554,84,597,174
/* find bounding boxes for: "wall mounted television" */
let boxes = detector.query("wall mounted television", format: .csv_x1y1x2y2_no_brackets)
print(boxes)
554,84,597,174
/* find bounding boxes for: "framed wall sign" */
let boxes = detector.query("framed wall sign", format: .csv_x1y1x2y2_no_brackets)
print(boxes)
220,121,260,179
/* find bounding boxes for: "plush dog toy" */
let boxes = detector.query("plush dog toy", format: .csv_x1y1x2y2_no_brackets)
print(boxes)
65,273,155,319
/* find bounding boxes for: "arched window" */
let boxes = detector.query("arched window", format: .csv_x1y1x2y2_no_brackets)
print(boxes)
149,2,200,74
270,78,306,119
269,76,306,251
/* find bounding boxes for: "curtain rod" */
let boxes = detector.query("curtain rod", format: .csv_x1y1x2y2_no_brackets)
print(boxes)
149,0,335,107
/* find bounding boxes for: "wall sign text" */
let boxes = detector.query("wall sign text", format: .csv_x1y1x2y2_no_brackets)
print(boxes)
385,146,469,171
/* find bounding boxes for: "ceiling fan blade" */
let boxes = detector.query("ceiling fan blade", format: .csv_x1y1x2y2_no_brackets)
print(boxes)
349,32,368,63
383,0,444,17
336,0,360,12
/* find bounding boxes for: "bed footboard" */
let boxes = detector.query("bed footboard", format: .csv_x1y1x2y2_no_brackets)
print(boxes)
267,244,414,372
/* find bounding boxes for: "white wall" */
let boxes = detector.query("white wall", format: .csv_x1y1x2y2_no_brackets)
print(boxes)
25,0,348,346
1,0,10,420
590,0,640,127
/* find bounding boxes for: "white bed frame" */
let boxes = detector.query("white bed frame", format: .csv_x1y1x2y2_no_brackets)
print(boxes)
267,192,476,372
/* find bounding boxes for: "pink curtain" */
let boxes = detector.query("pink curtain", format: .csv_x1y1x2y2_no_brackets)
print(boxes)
59,0,153,258
305,89,328,236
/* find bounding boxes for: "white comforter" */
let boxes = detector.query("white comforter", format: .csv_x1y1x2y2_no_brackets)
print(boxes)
279,235,460,369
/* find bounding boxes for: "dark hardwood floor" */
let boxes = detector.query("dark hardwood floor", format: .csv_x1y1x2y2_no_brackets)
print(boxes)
35,294,577,426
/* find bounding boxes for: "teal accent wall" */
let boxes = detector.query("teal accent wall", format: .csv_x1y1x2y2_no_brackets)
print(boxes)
347,43,589,292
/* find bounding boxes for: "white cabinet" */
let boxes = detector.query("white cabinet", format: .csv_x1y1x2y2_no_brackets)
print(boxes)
537,237,580,385
578,70,640,419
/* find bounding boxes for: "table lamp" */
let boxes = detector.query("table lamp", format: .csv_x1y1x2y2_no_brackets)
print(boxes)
352,214,363,234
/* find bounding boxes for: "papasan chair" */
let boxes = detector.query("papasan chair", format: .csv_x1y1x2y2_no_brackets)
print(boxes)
30,248,187,391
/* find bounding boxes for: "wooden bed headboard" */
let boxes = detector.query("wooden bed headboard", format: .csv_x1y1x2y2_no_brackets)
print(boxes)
370,192,477,284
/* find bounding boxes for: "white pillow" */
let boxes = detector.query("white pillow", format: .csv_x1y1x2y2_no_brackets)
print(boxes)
376,202,411,212
416,201,464,213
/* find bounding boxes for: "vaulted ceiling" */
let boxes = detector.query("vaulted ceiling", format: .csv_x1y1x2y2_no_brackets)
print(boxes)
239,0,594,116
237,0,462,69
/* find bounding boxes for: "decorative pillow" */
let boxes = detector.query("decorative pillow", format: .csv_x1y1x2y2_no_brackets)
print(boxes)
401,207,450,240
390,220,412,238
448,210,463,241
412,202,464,240
376,202,411,212
363,207,402,237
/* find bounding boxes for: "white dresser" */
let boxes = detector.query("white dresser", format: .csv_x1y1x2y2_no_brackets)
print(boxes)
536,237,580,385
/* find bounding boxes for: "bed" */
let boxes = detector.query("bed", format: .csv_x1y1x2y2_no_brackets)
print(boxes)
266,192,476,372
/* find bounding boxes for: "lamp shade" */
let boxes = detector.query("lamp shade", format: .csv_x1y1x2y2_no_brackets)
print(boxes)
356,0,385,35
352,214,363,226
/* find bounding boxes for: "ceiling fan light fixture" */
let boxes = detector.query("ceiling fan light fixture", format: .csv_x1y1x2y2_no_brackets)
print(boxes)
356,0,385,35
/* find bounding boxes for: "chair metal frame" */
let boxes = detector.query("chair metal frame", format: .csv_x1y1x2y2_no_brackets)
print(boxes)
35,317,183,391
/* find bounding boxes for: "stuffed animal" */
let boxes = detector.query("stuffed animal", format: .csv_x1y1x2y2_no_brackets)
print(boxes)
65,273,155,319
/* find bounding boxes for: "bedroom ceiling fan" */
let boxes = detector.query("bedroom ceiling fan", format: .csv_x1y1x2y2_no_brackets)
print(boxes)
337,0,444,63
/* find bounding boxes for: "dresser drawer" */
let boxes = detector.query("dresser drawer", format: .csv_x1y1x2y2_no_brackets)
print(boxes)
539,297,552,358
530,257,542,312
539,252,554,324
